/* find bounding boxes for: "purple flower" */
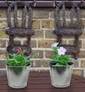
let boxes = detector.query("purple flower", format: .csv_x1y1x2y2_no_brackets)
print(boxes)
58,47,66,55
16,47,22,54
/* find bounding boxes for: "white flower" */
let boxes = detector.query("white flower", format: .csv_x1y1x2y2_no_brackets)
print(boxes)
57,47,66,55
51,42,59,48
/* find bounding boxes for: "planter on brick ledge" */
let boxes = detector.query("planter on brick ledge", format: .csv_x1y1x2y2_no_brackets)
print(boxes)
6,47,31,88
6,65,31,88
50,61,73,88
50,43,74,88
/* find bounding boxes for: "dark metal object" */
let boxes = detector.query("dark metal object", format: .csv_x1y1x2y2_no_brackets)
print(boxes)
4,0,84,57
0,0,85,9
54,2,83,58
5,2,34,56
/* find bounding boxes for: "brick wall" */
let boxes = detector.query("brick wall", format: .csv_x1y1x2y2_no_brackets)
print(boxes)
0,9,85,76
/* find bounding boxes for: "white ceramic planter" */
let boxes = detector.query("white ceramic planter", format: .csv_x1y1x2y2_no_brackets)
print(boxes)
50,64,73,88
6,65,31,88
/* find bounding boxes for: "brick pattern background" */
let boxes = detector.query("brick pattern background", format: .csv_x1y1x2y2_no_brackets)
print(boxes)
0,9,85,76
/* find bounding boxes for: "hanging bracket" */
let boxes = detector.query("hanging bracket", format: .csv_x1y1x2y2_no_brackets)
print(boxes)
0,0,84,9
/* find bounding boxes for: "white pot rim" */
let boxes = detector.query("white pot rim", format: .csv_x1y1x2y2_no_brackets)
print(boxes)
6,65,31,67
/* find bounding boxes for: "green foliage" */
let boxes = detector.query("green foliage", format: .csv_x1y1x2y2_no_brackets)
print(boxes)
6,54,31,75
51,47,71,66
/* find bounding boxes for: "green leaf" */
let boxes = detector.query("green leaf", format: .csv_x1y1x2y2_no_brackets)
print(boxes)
57,55,70,65
6,53,31,75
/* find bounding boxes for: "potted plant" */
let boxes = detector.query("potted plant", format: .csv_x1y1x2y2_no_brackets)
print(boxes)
6,47,31,88
50,43,73,88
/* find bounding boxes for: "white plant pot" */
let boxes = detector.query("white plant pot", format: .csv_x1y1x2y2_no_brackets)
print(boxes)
6,65,31,88
50,64,73,88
